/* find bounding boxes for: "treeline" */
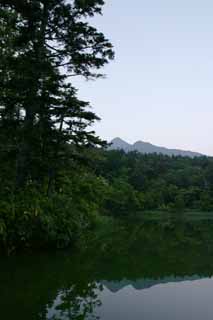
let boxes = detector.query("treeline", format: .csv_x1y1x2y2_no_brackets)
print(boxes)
94,150,213,215
2,147,213,253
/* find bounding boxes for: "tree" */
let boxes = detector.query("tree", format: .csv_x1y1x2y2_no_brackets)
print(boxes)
0,0,114,189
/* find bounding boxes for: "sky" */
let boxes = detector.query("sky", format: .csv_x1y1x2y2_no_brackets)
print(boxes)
73,0,213,155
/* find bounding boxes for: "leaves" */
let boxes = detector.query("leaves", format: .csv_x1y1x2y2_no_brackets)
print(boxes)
0,0,114,187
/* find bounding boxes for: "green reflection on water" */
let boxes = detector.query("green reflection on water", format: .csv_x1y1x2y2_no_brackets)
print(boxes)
1,220,213,319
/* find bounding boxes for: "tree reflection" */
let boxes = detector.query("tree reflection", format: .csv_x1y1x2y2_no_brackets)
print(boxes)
2,220,213,320
46,282,103,320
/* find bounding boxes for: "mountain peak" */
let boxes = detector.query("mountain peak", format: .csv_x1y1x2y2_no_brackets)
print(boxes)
111,137,127,143
133,140,152,146
109,137,132,152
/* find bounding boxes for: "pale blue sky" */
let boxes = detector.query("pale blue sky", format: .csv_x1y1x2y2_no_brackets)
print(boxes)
74,0,213,155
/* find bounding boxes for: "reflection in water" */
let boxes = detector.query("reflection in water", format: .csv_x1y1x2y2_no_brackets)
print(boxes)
102,276,201,292
45,276,213,320
1,220,213,319
47,283,102,320
97,277,213,320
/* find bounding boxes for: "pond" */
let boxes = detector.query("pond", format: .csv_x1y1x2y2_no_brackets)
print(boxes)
1,220,213,319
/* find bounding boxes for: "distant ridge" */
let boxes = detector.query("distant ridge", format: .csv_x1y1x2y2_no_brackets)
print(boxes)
108,137,203,158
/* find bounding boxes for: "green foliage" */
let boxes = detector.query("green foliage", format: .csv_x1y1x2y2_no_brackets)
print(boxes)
0,0,114,188
104,177,140,217
0,168,108,253
0,1,114,253
95,150,213,217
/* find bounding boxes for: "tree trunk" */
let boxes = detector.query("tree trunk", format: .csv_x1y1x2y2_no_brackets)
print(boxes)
16,2,48,188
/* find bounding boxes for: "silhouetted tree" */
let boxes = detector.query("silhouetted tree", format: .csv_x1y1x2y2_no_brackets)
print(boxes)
0,0,114,188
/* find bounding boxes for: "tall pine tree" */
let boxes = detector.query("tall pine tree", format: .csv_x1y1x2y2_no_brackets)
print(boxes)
0,0,114,189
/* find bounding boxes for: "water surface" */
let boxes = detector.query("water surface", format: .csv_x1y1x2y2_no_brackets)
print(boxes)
1,220,213,319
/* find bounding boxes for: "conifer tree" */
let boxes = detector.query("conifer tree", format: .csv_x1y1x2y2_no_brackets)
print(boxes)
0,0,114,189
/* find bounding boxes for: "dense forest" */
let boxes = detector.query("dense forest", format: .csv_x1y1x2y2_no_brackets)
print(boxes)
1,0,213,254
95,150,213,215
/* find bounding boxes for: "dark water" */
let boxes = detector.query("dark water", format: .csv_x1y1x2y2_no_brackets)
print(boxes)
2,220,213,319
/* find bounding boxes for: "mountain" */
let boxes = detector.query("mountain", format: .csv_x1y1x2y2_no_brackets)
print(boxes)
108,137,203,158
